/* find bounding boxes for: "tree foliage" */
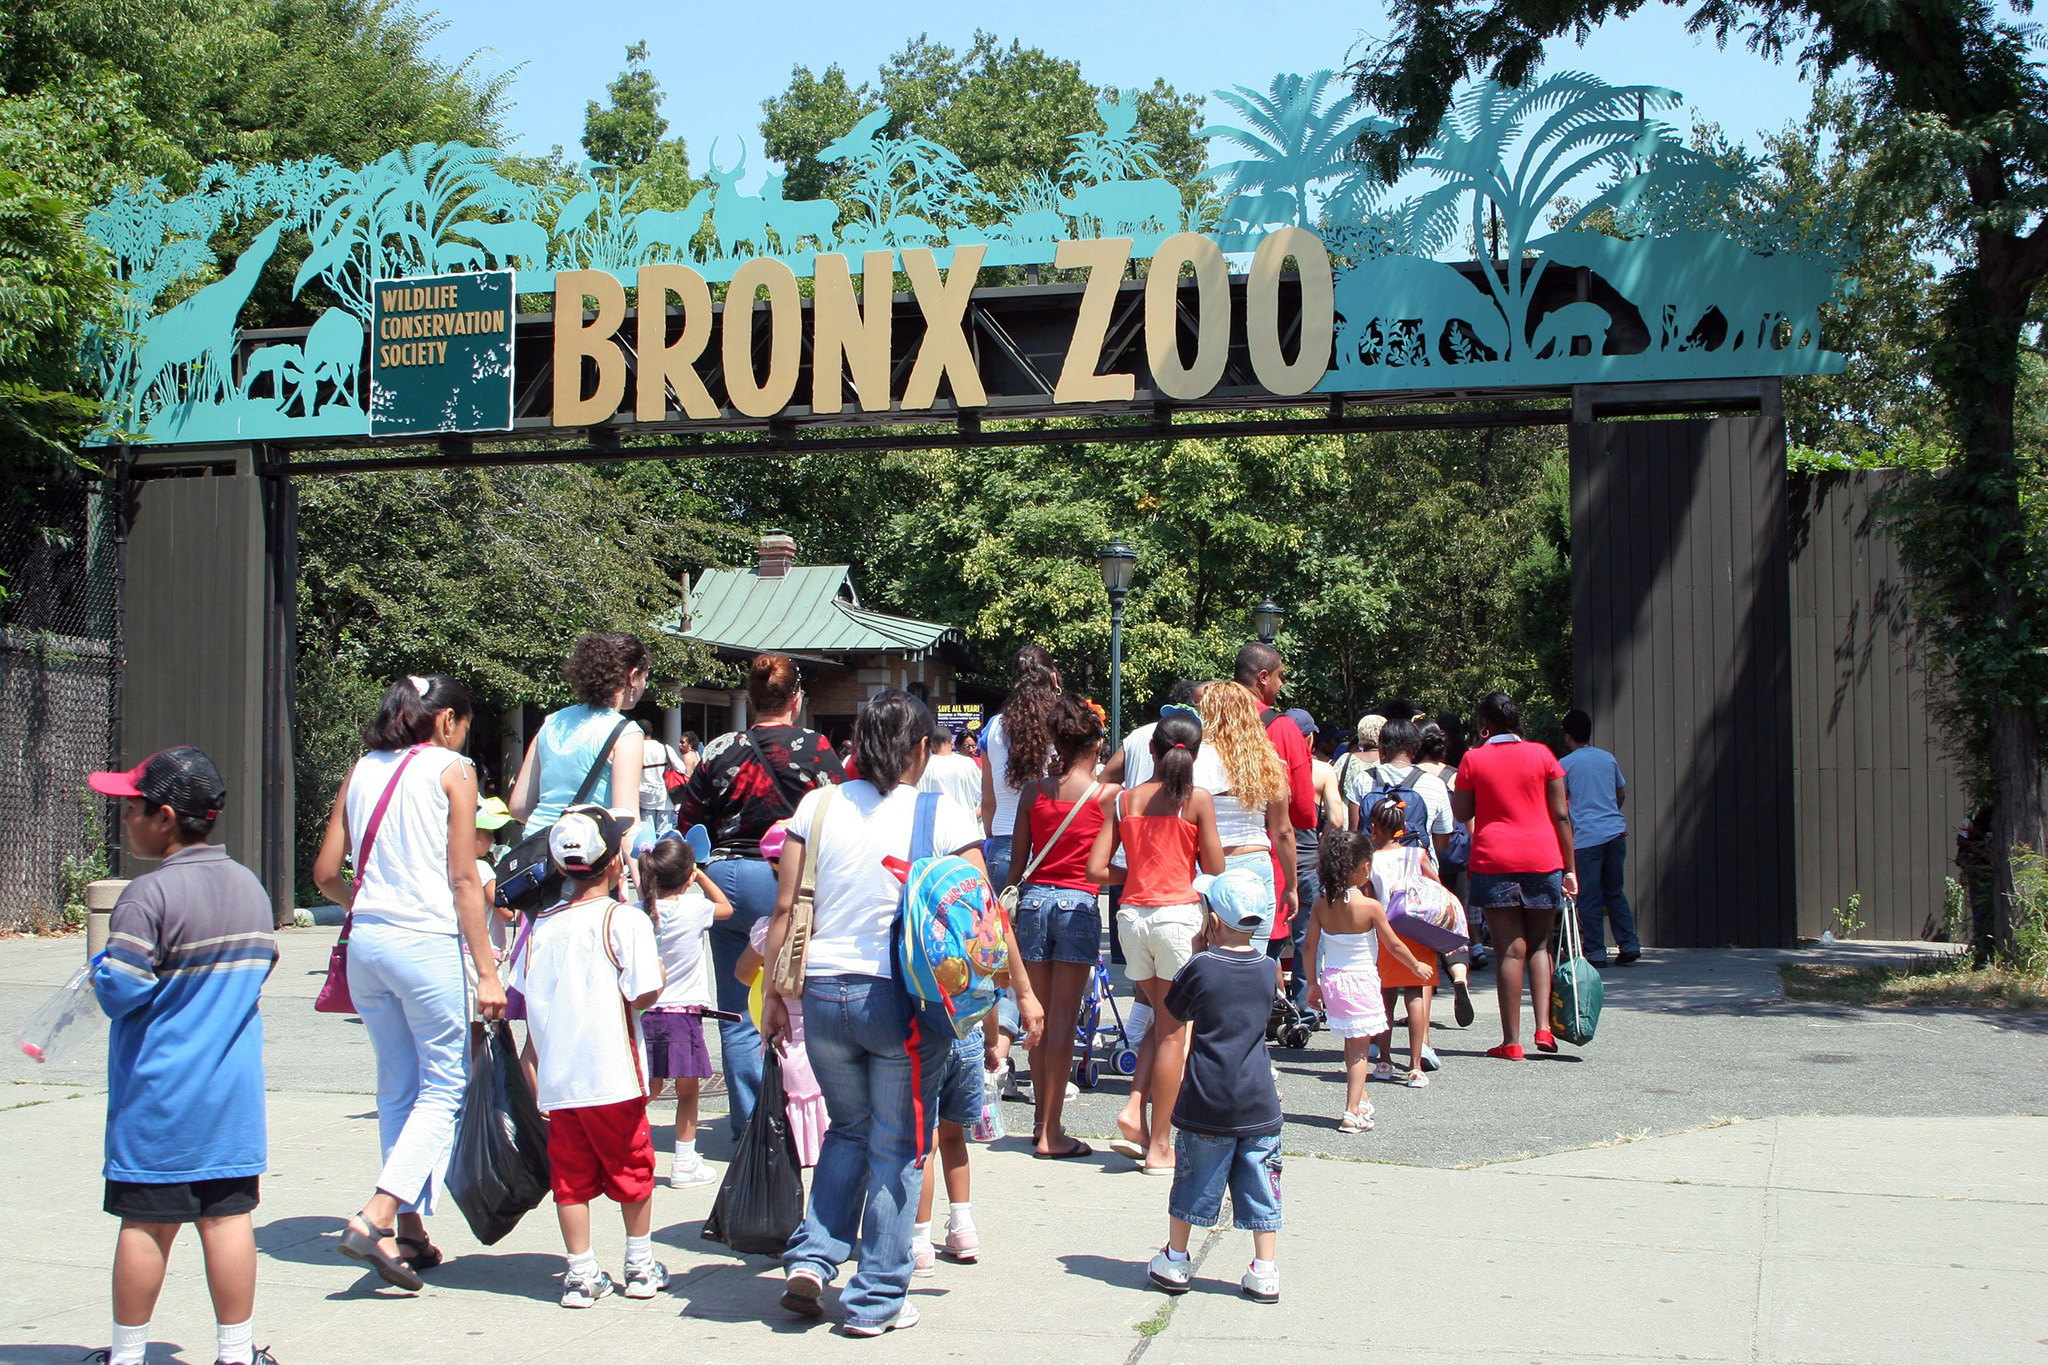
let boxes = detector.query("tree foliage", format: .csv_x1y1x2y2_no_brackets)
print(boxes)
580,40,700,211
1350,0,2048,942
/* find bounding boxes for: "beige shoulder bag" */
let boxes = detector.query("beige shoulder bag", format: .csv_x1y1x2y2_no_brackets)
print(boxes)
999,781,1101,916
770,785,835,999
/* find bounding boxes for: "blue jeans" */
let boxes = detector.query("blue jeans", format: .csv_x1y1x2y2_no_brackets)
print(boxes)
784,974,948,1329
1015,883,1101,963
1167,1129,1283,1231
705,856,778,1140
984,834,1014,891
1575,836,1639,961
346,920,469,1216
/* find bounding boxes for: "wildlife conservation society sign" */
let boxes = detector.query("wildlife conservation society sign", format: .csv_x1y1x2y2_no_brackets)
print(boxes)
369,270,516,437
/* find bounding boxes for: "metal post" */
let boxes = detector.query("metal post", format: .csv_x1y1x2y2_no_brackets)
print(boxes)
1108,593,1126,743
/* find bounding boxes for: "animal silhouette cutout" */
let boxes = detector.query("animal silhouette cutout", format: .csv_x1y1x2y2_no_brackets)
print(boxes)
240,343,302,409
447,219,550,272
128,218,288,417
761,175,840,253
630,189,713,261
993,208,1067,243
1333,255,1509,366
431,241,485,273
285,307,364,414
1220,190,1297,232
707,139,771,258
1530,301,1613,359
819,110,893,168
1058,179,1183,236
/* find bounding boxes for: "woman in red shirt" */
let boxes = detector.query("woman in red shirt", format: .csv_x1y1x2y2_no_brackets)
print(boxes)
1450,693,1579,1060
1005,696,1111,1157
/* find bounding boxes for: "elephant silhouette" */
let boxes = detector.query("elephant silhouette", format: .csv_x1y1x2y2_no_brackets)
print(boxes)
128,219,288,417
1530,301,1613,359
1332,256,1509,367
1057,179,1183,236
630,190,713,261
447,219,550,272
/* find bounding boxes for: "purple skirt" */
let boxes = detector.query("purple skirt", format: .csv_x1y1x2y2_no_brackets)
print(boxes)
641,1007,713,1079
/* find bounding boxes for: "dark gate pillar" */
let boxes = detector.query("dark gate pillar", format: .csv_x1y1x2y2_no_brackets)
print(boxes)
122,449,296,922
1569,405,1795,948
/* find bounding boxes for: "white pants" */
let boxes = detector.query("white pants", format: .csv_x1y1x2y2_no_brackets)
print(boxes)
347,919,469,1216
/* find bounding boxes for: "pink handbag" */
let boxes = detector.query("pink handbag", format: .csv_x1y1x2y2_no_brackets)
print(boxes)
315,745,425,1014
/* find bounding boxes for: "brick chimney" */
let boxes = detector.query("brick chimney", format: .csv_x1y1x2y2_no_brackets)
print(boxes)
756,530,798,579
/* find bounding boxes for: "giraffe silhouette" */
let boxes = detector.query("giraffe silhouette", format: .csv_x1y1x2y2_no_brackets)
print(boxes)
128,219,288,419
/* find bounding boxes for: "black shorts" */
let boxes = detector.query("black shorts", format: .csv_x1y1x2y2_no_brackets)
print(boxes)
105,1176,261,1223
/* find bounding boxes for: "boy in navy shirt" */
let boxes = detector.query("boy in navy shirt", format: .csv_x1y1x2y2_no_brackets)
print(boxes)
88,748,279,1365
1147,866,1285,1303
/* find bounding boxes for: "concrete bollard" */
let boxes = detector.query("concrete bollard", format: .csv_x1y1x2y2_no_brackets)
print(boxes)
86,880,130,959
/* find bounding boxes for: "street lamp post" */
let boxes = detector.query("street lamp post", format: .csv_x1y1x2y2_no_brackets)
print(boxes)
1253,599,1285,645
1097,540,1137,742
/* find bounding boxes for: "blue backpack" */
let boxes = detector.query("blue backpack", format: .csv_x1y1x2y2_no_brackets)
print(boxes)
886,793,1009,1040
1363,764,1434,850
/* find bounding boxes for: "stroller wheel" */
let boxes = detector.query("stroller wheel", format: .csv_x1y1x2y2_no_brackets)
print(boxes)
1284,1025,1312,1050
1076,1059,1102,1089
1113,1048,1138,1076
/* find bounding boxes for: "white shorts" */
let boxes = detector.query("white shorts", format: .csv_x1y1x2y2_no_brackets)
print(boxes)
1117,902,1203,982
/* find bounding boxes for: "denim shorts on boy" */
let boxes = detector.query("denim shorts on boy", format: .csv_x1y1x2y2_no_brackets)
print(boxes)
995,989,1022,1039
1468,869,1565,911
640,1007,713,1079
1116,902,1203,981
104,1175,261,1223
1167,1130,1282,1232
548,1096,656,1205
936,1033,988,1127
1014,883,1102,964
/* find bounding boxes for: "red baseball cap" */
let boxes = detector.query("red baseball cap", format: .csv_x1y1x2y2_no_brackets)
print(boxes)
89,747,228,818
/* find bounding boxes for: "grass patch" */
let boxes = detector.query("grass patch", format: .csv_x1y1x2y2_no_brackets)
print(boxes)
1134,1299,1175,1337
1780,957,2048,1011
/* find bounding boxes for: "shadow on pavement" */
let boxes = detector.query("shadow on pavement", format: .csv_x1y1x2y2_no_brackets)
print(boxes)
1056,1251,1140,1291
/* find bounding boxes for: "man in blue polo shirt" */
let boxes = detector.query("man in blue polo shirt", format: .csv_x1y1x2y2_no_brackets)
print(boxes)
1559,710,1638,965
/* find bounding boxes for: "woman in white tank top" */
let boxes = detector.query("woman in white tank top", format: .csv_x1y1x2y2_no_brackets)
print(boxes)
312,674,504,1290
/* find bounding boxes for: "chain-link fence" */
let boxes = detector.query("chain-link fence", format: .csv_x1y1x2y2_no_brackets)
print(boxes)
0,476,122,931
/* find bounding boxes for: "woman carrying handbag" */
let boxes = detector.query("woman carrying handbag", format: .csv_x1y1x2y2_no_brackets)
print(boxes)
312,676,504,1291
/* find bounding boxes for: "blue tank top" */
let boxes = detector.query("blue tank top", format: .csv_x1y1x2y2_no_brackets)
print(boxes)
526,705,631,829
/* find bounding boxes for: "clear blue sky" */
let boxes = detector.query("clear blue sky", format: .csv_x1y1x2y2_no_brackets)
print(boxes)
426,0,1824,167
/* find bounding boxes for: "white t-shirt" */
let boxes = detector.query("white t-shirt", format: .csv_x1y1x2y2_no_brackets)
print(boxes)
346,745,467,934
1120,723,1157,789
1193,748,1271,849
652,890,717,1009
982,715,1045,837
639,739,685,824
476,858,505,949
787,780,986,978
1355,762,1454,838
919,752,985,819
511,896,665,1112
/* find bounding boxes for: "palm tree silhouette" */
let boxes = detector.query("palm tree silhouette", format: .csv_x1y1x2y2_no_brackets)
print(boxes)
1201,70,1391,228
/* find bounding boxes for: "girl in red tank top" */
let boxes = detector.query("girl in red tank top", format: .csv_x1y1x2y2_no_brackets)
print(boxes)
1085,710,1225,1173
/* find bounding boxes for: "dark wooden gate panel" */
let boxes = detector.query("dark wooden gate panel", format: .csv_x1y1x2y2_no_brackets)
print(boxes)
1571,417,1795,947
1789,471,1969,940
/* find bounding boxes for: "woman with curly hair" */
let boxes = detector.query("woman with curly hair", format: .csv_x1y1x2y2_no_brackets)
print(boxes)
1195,681,1298,930
510,632,649,831
979,644,1061,888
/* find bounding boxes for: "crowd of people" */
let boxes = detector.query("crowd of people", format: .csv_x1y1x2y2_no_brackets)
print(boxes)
79,629,1639,1359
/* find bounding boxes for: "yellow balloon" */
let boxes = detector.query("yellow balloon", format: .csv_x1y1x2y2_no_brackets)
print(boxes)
747,968,765,1034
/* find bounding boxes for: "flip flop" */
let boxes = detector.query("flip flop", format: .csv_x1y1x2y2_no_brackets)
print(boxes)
338,1217,424,1292
1139,1164,1177,1177
1107,1137,1146,1162
1453,979,1475,1027
1034,1139,1094,1160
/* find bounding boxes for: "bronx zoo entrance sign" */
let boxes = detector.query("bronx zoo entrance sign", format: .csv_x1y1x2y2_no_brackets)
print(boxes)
88,72,1844,450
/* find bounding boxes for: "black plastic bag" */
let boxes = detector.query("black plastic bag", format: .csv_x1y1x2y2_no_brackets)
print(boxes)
448,1020,552,1246
703,1048,805,1256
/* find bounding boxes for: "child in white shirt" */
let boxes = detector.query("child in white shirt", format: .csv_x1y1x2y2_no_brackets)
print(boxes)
635,835,734,1189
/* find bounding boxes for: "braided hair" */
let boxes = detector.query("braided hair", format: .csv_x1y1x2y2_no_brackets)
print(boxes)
1316,827,1369,895
1368,793,1411,842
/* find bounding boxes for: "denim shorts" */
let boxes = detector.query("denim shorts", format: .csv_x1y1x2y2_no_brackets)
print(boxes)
1014,883,1102,964
936,1033,987,1128
1168,1129,1282,1232
1468,869,1564,911
984,834,1014,892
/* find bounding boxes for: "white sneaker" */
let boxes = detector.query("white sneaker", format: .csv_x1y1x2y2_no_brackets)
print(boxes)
911,1237,936,1278
1000,1059,1028,1101
1241,1263,1280,1303
560,1268,615,1308
623,1259,669,1298
668,1155,719,1189
1147,1248,1191,1295
842,1301,920,1336
781,1267,825,1317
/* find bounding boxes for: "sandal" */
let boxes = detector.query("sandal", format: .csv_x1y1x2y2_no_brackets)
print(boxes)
394,1236,443,1273
1405,1069,1430,1088
338,1216,425,1291
1034,1138,1094,1160
1338,1108,1375,1134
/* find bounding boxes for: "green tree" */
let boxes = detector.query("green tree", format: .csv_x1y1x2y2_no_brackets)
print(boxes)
582,40,699,210
0,166,108,467
1352,0,2048,946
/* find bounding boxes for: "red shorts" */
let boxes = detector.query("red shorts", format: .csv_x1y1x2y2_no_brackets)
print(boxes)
547,1097,655,1206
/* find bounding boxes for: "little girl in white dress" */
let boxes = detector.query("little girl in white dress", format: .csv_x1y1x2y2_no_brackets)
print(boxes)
1304,829,1430,1133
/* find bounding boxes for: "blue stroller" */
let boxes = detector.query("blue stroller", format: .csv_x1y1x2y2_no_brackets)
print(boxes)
1073,955,1140,1088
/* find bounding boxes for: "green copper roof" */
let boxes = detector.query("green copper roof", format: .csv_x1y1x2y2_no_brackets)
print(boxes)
674,563,966,659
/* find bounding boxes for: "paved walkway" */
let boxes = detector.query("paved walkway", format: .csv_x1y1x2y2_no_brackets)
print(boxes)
3,933,2044,1363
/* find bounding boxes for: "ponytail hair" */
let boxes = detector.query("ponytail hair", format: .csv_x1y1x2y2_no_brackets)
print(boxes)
854,688,932,790
363,673,471,751
1150,712,1203,805
637,837,696,920
1316,827,1368,897
1368,794,1409,840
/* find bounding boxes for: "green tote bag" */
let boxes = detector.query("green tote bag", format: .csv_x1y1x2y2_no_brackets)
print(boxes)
1550,894,1605,1046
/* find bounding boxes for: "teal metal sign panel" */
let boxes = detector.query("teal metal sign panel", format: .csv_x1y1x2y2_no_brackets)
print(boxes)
82,71,1848,447
368,271,515,437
